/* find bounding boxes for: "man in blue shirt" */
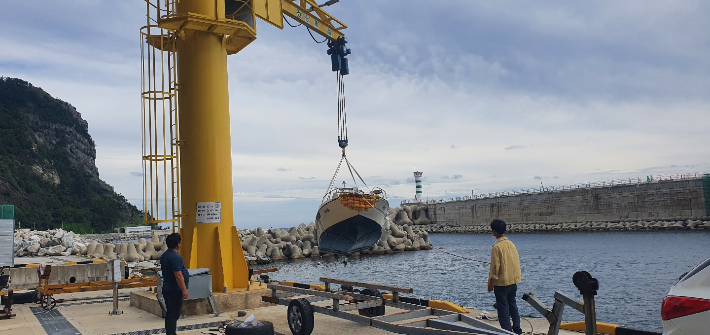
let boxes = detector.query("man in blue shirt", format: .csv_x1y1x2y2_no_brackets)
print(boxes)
160,233,189,335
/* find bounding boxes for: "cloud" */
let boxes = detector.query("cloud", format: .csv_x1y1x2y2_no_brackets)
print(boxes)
263,195,289,199
534,176,543,180
3,2,710,228
441,174,463,180
129,172,142,177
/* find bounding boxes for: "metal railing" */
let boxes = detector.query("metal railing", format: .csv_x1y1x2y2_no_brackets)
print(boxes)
401,172,710,206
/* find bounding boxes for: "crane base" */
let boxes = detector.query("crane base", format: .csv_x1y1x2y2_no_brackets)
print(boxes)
131,286,270,317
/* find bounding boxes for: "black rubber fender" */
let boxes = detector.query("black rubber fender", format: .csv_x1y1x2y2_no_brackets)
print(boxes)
9,290,35,304
358,289,385,317
287,298,314,335
225,320,274,335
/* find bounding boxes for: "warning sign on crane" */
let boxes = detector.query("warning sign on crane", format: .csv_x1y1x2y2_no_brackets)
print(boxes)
196,202,222,223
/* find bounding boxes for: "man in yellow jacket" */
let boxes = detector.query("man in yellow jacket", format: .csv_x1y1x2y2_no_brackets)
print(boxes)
487,219,522,335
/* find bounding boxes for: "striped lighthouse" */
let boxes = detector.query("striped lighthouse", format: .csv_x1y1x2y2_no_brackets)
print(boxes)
414,171,423,202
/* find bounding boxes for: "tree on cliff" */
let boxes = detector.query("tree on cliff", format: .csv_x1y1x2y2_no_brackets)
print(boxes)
0,77,144,233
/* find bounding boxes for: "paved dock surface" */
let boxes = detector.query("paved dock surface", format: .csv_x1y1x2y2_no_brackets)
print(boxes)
2,288,581,335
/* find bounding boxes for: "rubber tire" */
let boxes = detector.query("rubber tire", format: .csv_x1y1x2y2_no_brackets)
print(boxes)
225,320,274,335
10,291,35,304
287,298,314,335
358,289,385,317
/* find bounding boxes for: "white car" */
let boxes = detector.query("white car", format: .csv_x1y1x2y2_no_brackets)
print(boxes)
662,256,710,334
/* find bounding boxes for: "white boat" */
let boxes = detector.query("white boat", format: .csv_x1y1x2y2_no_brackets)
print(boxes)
315,187,389,255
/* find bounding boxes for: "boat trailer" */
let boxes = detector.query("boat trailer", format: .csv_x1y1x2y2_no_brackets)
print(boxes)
262,277,514,335
35,264,157,311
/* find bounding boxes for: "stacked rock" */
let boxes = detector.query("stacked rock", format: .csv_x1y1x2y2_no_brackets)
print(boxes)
13,228,90,257
238,221,432,264
12,228,171,265
388,204,432,226
119,235,166,262
14,222,436,265
422,220,710,234
239,223,317,263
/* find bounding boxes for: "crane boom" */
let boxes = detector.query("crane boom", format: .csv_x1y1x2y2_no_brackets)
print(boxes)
253,0,347,41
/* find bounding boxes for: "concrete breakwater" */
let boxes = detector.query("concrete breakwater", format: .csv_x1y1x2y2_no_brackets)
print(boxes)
405,175,710,227
422,219,710,234
239,221,432,264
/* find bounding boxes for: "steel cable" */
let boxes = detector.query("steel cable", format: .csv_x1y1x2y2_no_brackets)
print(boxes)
307,27,327,43
337,72,347,146
433,247,490,265
322,155,345,203
283,15,301,27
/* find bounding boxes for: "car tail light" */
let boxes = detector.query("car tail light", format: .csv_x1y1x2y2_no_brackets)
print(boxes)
662,295,710,320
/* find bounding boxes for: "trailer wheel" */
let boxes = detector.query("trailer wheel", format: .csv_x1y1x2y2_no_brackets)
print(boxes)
358,289,385,317
225,320,274,335
40,295,56,310
287,298,314,335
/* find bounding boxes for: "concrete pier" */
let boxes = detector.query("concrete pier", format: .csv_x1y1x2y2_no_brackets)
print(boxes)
3,288,580,335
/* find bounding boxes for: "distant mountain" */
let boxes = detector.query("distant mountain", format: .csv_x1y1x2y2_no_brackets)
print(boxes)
0,77,143,233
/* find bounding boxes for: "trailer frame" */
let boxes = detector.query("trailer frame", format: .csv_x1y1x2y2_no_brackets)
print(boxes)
262,277,514,335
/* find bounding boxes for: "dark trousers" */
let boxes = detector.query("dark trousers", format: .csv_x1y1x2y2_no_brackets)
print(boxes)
163,290,183,335
494,284,522,334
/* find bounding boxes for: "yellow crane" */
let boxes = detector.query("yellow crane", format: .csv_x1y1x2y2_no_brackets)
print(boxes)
140,0,350,292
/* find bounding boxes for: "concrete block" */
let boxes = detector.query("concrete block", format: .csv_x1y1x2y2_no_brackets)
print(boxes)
10,262,121,290
692,209,706,218
131,288,272,317
130,291,165,317
691,199,705,210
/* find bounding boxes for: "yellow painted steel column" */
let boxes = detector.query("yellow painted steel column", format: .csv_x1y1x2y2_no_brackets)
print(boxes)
176,0,249,291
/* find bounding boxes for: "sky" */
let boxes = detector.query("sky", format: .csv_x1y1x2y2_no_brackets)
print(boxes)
1,1,709,229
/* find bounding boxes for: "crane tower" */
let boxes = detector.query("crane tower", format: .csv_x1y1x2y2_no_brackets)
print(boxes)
141,0,348,292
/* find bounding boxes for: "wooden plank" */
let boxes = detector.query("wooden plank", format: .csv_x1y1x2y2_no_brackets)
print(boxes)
38,277,157,295
319,278,413,293
253,268,278,275
268,284,348,300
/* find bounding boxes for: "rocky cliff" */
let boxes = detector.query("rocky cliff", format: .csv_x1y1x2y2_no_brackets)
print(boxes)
0,77,142,233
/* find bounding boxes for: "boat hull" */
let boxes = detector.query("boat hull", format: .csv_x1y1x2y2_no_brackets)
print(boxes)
316,197,389,255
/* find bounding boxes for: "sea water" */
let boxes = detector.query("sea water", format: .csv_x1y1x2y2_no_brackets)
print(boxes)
256,230,710,331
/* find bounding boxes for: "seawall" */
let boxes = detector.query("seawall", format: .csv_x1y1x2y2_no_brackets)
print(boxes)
403,175,709,229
